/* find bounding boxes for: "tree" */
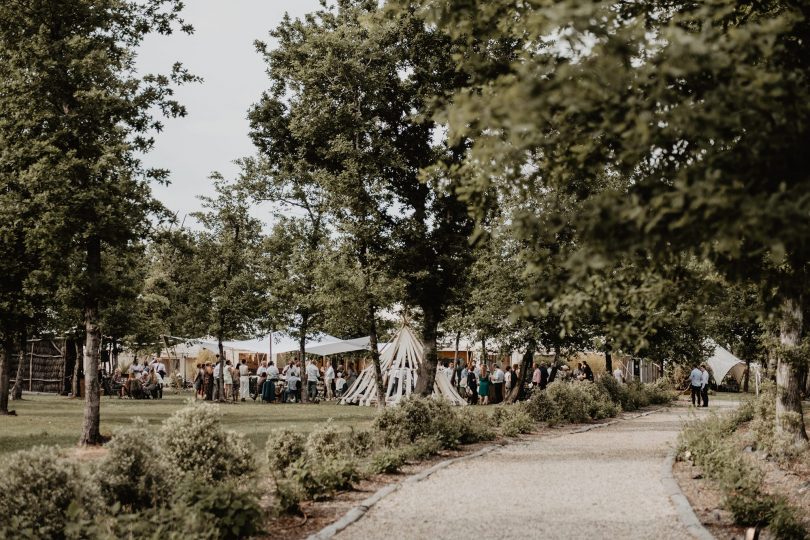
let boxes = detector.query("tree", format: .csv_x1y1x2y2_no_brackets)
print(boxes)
248,0,474,397
0,0,196,444
191,178,264,401
406,0,810,443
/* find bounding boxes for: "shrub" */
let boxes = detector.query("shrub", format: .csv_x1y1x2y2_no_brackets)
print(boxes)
95,421,172,511
400,436,444,461
367,448,406,475
524,388,562,424
0,446,96,539
493,405,534,437
274,477,305,515
175,477,262,540
347,428,375,455
265,428,306,472
455,407,498,444
373,397,463,449
160,402,255,483
286,457,360,500
306,420,353,459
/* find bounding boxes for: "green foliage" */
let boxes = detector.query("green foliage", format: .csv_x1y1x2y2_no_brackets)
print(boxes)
0,447,96,540
596,377,675,412
265,428,306,472
367,449,407,475
160,402,255,483
527,382,620,426
305,420,353,460
492,405,534,437
373,397,463,449
95,422,171,511
400,437,444,461
175,477,262,540
679,411,807,538
285,457,360,501
455,407,498,444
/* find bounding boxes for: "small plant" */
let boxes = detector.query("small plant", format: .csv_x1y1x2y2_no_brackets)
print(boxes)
456,407,498,444
160,402,255,483
176,477,262,540
0,446,96,539
367,448,406,474
493,405,534,437
286,457,360,500
373,397,462,449
401,436,443,461
265,428,306,471
306,420,353,459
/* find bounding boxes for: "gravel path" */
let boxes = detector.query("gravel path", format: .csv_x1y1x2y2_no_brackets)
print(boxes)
335,401,736,540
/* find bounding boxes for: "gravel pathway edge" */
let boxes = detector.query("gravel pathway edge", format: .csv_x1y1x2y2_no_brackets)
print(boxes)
660,449,715,540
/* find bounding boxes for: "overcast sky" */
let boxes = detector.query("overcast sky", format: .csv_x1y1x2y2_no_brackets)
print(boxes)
137,0,321,225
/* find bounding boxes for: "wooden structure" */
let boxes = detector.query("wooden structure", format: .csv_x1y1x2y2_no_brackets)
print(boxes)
341,321,466,406
8,338,75,394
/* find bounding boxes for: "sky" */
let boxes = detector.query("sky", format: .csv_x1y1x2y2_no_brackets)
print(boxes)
137,0,322,226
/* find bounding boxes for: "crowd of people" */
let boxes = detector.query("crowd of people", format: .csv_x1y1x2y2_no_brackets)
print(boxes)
108,357,168,399
190,357,359,404
447,359,599,405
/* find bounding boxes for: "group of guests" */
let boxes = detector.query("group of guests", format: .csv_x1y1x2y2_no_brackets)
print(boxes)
192,357,251,402
110,357,168,399
191,357,359,404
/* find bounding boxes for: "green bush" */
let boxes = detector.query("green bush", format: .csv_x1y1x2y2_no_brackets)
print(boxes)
596,377,674,412
95,422,172,511
286,457,360,500
373,397,462,449
175,477,262,540
367,448,406,474
68,506,218,540
160,402,255,483
0,446,96,540
306,420,353,459
455,407,498,444
493,405,534,437
274,477,305,515
400,436,443,461
265,428,306,472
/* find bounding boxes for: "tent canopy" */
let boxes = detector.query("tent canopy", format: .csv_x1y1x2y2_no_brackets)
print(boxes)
705,340,747,383
166,332,372,359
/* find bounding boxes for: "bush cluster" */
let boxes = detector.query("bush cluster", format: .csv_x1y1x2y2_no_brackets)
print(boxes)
0,402,260,540
596,376,674,412
524,381,620,426
679,409,806,539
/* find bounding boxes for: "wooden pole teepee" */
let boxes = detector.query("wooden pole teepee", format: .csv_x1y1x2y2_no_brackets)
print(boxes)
340,321,465,406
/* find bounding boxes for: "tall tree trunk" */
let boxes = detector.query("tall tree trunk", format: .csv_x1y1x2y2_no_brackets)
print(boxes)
12,329,27,400
743,359,751,393
776,295,808,446
481,338,488,368
72,340,82,397
80,236,103,446
0,336,11,414
604,339,613,374
367,301,385,408
454,331,461,364
414,308,439,396
506,338,536,403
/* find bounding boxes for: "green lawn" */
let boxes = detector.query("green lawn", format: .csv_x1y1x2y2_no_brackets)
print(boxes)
0,391,379,456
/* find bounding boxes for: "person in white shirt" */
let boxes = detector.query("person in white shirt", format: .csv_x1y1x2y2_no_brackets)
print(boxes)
324,363,335,400
700,365,710,407
491,365,505,403
613,366,624,384
334,373,346,398
286,370,300,402
306,360,320,402
689,366,702,406
238,361,250,401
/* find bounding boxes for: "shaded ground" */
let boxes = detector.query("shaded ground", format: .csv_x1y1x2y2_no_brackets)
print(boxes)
0,392,377,455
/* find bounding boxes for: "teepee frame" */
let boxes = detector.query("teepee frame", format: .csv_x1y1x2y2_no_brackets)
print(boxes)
340,321,466,406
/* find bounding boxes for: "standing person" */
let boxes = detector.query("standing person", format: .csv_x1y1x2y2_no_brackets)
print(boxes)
203,362,214,401
700,365,710,407
540,362,549,389
213,356,222,401
689,365,703,406
491,364,505,404
324,362,335,400
532,362,541,388
193,363,203,399
582,360,594,382
503,365,512,396
291,360,303,402
478,365,490,405
238,360,250,401
223,360,233,401
264,361,280,402
229,360,239,402
254,360,268,400
306,360,320,402
286,369,300,403
466,366,478,404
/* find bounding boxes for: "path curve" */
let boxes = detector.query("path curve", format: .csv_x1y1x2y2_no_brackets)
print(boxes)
334,401,733,540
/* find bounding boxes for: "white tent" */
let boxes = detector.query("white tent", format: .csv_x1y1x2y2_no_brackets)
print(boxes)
706,340,748,383
341,321,466,406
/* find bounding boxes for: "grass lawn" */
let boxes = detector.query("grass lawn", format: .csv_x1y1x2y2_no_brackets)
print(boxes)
0,391,379,456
